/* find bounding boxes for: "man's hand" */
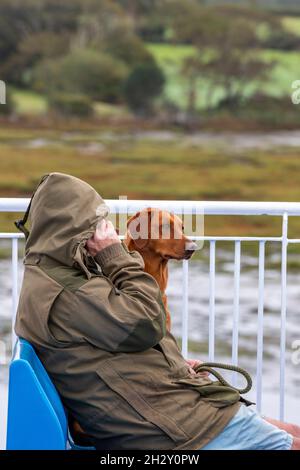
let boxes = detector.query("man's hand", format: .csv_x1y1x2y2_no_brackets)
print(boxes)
86,219,121,257
186,359,210,377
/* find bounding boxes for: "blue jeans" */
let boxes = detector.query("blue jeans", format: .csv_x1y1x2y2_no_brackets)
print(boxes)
201,404,293,450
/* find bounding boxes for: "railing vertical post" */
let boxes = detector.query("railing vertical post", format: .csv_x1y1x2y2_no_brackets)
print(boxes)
181,259,189,358
280,213,288,421
209,241,216,361
256,240,265,413
232,240,241,385
11,237,18,352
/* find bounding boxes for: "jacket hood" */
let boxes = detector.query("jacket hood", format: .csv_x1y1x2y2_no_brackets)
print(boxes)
22,172,109,278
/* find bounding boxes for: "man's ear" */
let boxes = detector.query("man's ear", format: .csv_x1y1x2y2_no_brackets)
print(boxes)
126,208,152,250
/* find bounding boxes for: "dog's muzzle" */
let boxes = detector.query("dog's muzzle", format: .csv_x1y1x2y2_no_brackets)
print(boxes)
184,241,198,259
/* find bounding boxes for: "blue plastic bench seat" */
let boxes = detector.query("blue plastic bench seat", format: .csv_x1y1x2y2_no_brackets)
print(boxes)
6,338,95,450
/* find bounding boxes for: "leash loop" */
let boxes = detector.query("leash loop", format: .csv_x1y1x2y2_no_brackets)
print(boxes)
194,361,252,394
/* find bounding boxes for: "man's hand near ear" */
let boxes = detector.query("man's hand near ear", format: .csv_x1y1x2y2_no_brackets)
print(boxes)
86,219,121,256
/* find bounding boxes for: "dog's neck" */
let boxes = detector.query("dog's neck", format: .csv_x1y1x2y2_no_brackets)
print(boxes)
143,254,169,292
126,239,168,293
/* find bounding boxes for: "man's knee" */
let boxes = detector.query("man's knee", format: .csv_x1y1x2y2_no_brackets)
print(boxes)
289,423,300,438
291,437,300,450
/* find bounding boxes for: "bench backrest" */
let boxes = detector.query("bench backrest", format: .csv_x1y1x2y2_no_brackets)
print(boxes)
6,338,67,450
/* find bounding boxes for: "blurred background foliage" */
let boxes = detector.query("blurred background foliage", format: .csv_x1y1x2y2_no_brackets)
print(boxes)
1,0,300,238
1,0,300,120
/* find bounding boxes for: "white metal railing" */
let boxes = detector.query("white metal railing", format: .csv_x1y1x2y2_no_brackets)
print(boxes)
1,198,300,422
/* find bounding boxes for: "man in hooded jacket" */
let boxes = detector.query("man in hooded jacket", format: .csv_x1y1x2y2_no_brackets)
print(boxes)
14,173,299,450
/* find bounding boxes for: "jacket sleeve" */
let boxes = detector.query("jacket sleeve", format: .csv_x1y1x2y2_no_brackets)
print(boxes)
73,241,167,352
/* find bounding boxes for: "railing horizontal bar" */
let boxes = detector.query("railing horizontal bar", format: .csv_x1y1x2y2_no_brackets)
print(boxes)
0,233,24,239
3,234,300,244
2,232,300,247
0,233,285,242
3,198,300,216
193,236,282,242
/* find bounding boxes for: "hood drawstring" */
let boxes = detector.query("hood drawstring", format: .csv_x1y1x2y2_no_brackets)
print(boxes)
14,174,49,240
14,199,32,240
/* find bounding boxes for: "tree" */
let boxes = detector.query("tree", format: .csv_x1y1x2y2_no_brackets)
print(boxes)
168,1,275,113
115,0,167,40
123,63,165,114
0,0,161,92
72,0,157,68
0,0,81,85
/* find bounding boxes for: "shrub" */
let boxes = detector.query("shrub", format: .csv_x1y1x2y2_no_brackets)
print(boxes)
262,30,300,51
48,93,93,117
123,63,165,114
34,49,128,102
221,93,300,128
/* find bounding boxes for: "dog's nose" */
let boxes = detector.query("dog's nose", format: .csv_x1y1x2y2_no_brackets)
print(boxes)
185,241,198,252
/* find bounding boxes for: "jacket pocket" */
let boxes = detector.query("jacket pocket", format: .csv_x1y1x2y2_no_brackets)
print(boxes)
96,358,189,444
172,376,241,408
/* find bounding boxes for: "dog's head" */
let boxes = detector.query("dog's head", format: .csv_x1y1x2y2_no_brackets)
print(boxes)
125,207,197,261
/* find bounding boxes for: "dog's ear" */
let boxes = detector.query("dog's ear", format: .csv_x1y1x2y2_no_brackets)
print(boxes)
126,208,152,250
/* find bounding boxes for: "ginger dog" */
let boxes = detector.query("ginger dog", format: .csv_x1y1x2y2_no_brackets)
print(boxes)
124,207,197,331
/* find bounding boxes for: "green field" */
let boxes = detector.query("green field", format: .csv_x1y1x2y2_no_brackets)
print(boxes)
148,15,300,108
282,15,300,36
147,43,300,110
12,89,47,115
11,89,131,119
